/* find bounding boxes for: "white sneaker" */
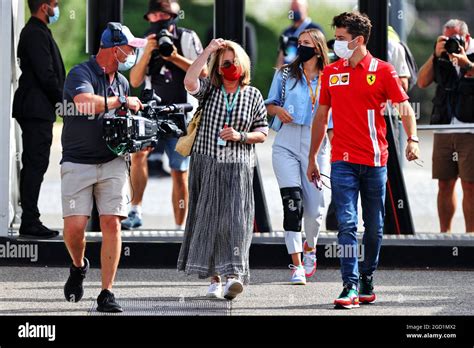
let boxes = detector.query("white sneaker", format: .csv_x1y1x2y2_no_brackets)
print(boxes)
223,278,244,300
206,281,223,298
289,264,307,285
303,241,317,278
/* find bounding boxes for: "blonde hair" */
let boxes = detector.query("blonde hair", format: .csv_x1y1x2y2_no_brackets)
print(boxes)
208,40,251,87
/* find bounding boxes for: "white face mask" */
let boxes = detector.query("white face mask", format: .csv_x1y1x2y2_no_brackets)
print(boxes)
334,37,359,60
115,47,136,71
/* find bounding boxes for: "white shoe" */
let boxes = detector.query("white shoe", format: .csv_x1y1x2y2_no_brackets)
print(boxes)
303,241,317,278
289,264,307,285
223,278,244,300
206,281,223,298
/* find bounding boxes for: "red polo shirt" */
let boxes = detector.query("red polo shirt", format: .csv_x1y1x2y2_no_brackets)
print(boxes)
319,52,409,167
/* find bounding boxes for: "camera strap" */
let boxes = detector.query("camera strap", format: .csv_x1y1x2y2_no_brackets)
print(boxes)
116,76,125,100
102,70,109,116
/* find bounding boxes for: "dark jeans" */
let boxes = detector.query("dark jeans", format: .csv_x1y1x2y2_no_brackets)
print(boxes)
17,119,54,226
330,161,387,287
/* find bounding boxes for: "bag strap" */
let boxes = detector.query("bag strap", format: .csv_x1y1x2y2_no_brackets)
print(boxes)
280,67,290,107
190,83,212,121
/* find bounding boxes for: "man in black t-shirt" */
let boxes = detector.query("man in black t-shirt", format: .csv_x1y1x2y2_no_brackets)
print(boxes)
61,23,146,313
126,0,206,231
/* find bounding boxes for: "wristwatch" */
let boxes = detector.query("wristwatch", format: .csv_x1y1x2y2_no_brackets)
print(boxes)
119,95,127,106
465,61,474,71
407,135,420,143
239,132,247,144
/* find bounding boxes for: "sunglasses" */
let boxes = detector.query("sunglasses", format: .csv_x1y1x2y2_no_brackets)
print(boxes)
221,60,238,68
312,173,331,191
413,159,424,168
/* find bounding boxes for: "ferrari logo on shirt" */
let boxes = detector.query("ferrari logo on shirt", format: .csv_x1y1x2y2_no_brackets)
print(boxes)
330,73,350,86
367,74,376,86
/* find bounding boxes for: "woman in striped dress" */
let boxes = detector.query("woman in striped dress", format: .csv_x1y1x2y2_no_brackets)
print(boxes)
178,38,268,300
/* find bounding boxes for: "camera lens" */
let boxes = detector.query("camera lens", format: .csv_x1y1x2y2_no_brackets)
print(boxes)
158,30,174,57
445,38,460,54
445,36,464,55
158,38,174,57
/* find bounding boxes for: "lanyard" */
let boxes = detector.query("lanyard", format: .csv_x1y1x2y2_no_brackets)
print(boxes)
221,85,241,126
303,70,321,114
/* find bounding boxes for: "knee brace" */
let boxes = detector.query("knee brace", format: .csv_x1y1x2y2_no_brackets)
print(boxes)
280,187,304,232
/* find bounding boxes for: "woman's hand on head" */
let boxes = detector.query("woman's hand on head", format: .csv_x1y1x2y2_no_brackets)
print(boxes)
205,38,227,54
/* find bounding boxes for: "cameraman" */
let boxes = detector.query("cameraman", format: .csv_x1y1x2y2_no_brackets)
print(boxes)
418,19,474,233
126,0,206,230
61,23,146,312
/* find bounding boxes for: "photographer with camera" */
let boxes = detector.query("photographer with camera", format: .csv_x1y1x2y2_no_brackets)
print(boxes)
61,23,146,312
125,0,206,230
418,19,474,233
276,0,324,68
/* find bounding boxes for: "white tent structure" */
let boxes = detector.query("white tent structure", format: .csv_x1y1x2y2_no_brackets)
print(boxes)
0,0,23,237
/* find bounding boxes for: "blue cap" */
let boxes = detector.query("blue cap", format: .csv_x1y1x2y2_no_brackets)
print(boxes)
100,22,147,49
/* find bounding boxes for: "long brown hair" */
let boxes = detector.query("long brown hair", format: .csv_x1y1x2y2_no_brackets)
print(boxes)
280,29,329,89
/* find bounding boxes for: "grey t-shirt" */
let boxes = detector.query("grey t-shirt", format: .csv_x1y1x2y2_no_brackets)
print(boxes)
61,56,130,164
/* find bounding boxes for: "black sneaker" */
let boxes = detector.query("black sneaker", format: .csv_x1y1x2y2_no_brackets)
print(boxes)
64,257,89,303
97,289,123,313
359,274,376,304
19,223,59,239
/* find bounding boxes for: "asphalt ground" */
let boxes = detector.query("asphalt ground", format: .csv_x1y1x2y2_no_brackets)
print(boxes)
0,267,471,316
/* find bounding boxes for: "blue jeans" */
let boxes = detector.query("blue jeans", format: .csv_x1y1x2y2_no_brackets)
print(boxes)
330,161,387,287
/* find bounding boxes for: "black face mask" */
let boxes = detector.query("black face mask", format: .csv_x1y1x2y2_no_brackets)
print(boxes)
297,45,317,62
150,19,174,34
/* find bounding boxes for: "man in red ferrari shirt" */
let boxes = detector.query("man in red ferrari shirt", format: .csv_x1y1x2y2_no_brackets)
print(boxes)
307,12,420,309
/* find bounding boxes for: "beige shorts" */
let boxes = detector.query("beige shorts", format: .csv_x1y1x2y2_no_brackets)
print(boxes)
61,157,129,219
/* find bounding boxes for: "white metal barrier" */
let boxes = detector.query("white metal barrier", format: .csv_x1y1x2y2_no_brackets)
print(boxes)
0,0,13,237
1,0,23,237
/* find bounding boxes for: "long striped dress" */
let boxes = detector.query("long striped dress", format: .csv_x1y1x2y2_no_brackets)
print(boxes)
177,77,268,284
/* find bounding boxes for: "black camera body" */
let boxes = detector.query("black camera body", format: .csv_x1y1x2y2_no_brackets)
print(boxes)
445,35,465,54
103,89,192,155
156,29,175,57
